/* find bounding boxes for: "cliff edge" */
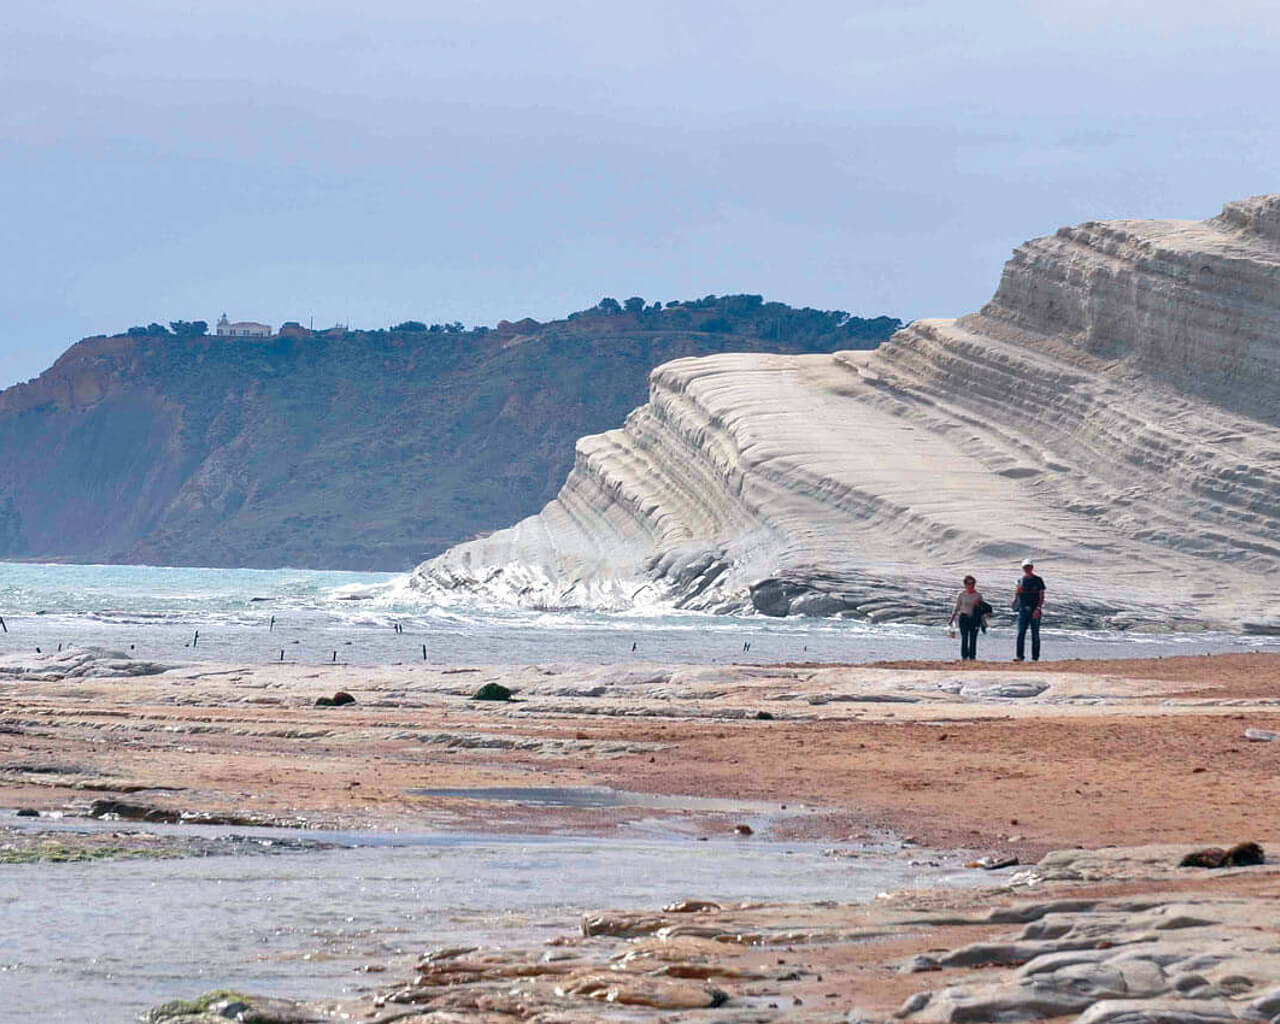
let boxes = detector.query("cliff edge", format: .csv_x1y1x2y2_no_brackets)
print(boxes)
412,196,1280,630
0,299,897,570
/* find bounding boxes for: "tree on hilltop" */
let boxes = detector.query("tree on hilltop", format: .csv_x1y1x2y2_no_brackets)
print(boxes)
169,320,208,337
127,323,171,337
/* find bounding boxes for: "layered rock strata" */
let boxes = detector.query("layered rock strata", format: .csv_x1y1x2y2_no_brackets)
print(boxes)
414,196,1280,628
148,846,1280,1024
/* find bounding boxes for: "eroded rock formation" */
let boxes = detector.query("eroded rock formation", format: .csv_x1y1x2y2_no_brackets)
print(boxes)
145,845,1280,1024
414,196,1280,628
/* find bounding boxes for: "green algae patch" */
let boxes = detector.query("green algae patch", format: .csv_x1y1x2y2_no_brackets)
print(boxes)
144,990,250,1022
1,826,338,865
0,839,186,864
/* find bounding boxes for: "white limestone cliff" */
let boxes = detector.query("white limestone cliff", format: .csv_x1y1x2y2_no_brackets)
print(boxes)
412,196,1280,629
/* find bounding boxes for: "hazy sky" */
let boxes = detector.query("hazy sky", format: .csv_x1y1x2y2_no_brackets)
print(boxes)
2,1,1278,386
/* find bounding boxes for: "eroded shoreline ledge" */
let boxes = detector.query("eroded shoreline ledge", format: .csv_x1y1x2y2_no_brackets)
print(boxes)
145,845,1280,1023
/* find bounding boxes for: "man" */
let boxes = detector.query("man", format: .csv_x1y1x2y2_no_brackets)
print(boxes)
1013,558,1046,662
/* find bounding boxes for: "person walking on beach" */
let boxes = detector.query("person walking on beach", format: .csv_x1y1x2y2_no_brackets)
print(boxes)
948,575,984,661
1013,558,1046,661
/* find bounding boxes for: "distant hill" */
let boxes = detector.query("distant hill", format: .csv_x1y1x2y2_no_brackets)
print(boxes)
0,296,902,570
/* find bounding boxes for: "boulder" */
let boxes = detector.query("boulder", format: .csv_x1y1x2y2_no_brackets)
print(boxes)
1226,841,1264,866
749,578,803,617
1179,847,1228,869
1179,842,1264,869
89,799,181,824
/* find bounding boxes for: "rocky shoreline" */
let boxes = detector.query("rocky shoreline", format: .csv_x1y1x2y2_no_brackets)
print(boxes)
4,648,1280,1021
140,845,1280,1023
0,822,334,863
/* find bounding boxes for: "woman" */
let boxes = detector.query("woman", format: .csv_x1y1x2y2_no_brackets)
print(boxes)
948,575,984,661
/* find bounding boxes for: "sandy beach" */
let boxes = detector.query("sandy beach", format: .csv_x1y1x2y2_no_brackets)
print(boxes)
4,649,1280,1021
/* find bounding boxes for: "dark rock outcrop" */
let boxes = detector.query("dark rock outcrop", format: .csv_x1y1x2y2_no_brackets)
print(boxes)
1180,842,1265,869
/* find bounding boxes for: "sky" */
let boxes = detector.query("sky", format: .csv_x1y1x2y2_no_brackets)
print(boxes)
1,0,1278,387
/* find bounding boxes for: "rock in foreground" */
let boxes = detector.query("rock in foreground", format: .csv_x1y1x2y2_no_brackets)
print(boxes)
147,843,1280,1024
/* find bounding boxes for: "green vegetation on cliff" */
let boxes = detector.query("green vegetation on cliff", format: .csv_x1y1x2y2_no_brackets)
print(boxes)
0,297,901,569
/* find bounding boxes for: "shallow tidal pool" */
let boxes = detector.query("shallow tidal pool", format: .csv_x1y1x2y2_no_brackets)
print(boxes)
0,818,982,1023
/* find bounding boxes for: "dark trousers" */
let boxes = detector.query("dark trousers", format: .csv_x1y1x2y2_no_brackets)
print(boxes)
1016,607,1041,661
958,613,980,660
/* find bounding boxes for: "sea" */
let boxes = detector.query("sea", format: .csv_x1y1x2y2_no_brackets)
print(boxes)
1,560,1274,1022
0,561,1271,667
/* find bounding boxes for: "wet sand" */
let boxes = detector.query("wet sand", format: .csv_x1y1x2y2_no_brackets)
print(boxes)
4,651,1278,852
4,649,1280,1020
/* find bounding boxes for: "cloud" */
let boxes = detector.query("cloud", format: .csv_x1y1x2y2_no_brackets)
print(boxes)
1,1,1278,386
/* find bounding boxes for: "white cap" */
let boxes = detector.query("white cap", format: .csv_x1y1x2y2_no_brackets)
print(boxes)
1021,557,1034,567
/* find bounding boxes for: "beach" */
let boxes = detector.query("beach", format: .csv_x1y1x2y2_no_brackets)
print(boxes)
4,648,1280,1020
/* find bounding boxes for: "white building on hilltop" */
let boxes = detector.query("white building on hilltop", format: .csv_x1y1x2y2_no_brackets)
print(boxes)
216,314,272,338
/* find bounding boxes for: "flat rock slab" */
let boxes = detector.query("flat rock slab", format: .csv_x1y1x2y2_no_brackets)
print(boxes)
144,843,1280,1024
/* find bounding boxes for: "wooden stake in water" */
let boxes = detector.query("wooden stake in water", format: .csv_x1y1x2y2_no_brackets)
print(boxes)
0,615,6,632
422,643,427,661
193,630,199,648
332,650,337,663
279,650,284,662
269,616,275,632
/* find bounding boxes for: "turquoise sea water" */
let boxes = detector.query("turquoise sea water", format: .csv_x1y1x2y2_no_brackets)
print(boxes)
0,561,1271,666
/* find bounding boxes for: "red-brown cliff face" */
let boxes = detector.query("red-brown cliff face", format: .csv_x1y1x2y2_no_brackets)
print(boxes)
0,335,146,416
0,302,898,570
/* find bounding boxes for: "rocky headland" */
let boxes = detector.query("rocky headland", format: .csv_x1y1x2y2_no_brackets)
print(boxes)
415,196,1280,631
0,298,897,570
